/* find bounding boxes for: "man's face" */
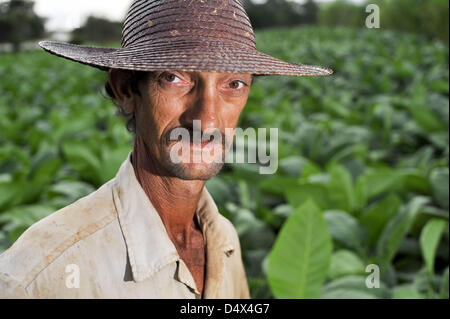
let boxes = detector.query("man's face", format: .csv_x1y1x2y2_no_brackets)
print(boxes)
133,71,252,180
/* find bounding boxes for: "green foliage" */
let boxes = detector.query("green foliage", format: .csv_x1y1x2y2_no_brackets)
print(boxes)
328,250,366,280
321,275,391,299
231,26,448,299
324,211,368,257
0,25,448,299
430,168,449,210
377,0,449,45
375,196,429,273
420,219,447,280
319,0,449,45
267,200,332,298
318,0,365,28
0,49,132,246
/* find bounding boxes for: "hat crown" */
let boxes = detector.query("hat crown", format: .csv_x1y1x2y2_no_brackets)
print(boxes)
121,0,256,49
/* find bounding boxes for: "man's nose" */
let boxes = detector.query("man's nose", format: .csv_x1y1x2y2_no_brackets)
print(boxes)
180,82,221,132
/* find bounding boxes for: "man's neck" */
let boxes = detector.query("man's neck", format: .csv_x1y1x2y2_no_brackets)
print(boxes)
131,135,205,248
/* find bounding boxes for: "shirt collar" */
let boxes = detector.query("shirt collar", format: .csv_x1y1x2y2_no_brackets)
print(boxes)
111,153,235,283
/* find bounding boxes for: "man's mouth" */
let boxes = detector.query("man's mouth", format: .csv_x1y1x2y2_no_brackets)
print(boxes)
170,127,220,150
187,136,217,151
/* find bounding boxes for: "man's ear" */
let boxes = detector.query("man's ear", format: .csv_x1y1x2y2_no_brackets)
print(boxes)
107,69,138,114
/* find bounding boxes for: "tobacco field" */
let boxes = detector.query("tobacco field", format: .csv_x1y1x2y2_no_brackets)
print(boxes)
0,26,448,299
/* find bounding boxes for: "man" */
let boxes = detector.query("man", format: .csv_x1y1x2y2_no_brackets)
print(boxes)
0,0,332,298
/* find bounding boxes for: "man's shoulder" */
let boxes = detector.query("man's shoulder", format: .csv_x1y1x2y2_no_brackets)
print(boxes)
0,179,118,296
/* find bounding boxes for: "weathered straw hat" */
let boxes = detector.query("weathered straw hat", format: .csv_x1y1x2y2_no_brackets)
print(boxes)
39,0,333,76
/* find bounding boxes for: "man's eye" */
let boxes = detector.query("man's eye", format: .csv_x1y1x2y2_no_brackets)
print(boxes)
162,72,181,83
229,80,246,90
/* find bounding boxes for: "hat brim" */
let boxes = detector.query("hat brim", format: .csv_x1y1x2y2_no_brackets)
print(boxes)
38,40,333,76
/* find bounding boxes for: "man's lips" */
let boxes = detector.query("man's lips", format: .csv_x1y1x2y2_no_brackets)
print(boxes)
193,140,212,146
167,136,222,153
166,127,226,152
184,138,217,150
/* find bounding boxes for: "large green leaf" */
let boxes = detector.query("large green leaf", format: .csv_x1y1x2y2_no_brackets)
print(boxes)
393,284,425,299
46,180,96,206
413,267,434,296
259,175,300,197
328,250,366,280
321,276,391,299
279,156,309,177
0,181,26,210
327,164,356,213
62,141,102,186
30,151,62,186
376,196,429,271
267,200,332,298
429,168,449,210
324,210,368,256
285,183,331,210
407,86,447,133
355,168,402,206
298,161,322,183
227,203,275,251
360,194,402,247
400,169,431,195
420,218,447,278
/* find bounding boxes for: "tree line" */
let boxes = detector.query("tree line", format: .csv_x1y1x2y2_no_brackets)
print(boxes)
0,0,448,51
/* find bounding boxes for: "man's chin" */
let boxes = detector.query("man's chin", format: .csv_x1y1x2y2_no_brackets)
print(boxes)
164,161,225,181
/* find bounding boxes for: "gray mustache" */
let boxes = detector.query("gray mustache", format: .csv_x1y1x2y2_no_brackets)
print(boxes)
165,126,230,147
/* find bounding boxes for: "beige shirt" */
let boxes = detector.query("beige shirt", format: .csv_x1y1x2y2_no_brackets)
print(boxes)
0,154,250,299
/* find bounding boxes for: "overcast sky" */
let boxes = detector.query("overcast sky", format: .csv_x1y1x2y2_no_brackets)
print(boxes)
0,0,365,32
